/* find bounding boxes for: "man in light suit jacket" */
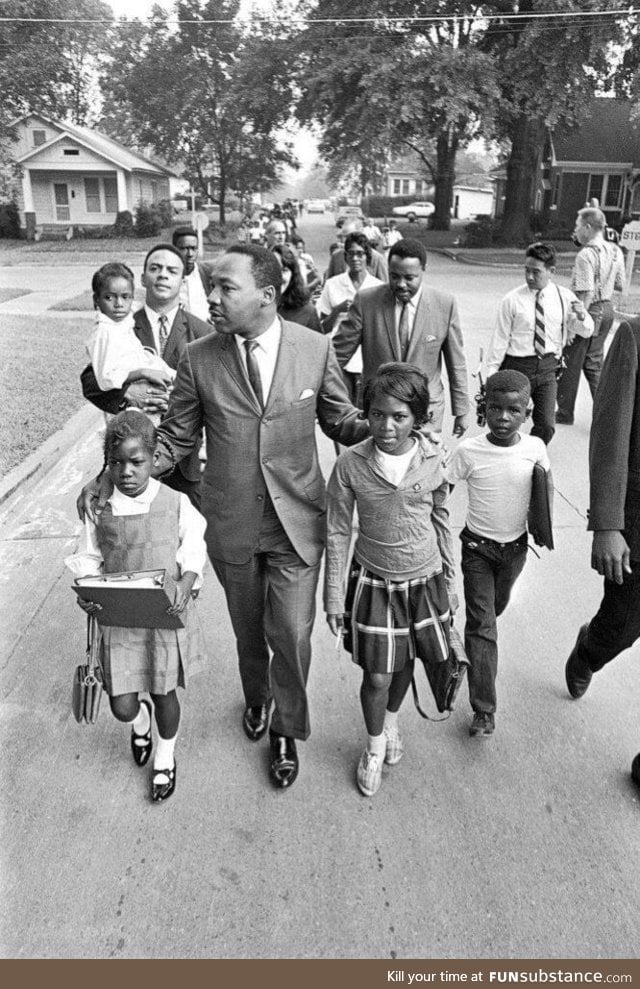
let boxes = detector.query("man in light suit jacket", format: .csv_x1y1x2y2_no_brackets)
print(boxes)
81,243,211,506
154,244,367,788
333,238,470,435
564,316,640,787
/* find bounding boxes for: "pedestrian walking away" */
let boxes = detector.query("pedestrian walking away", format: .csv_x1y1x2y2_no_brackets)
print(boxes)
324,363,457,797
446,370,551,737
563,315,640,787
66,410,208,803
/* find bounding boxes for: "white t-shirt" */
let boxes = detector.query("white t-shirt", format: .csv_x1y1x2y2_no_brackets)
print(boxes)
446,433,550,543
373,438,418,486
86,312,175,390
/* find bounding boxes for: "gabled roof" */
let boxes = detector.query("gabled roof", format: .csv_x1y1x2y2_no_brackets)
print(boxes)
551,98,640,166
12,113,175,176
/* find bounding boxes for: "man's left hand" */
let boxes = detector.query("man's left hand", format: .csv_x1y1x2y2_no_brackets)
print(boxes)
453,414,470,438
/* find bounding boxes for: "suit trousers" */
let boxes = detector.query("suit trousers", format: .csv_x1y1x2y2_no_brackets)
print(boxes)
501,353,558,445
209,500,319,741
556,301,614,418
461,527,528,714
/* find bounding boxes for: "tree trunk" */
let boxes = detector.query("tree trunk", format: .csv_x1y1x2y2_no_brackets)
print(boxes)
432,130,458,231
218,161,226,226
498,114,546,245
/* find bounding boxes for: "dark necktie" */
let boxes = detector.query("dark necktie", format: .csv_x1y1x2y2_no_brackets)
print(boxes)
398,302,410,360
243,339,264,407
158,314,169,356
534,291,545,357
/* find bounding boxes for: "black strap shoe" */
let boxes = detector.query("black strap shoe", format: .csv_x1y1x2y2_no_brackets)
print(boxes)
565,624,593,699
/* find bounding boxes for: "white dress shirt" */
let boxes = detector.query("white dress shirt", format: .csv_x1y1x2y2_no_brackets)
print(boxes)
234,316,281,404
179,267,209,322
65,478,207,588
144,304,180,354
485,282,594,377
317,272,384,375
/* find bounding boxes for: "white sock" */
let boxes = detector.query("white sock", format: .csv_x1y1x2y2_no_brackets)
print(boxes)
383,710,399,732
154,733,177,773
367,733,386,757
131,701,151,736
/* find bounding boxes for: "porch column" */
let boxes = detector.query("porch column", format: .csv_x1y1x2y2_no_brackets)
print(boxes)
116,169,128,211
22,169,34,212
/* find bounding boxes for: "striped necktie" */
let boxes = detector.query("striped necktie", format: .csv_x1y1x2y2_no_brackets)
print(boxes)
534,291,545,357
158,314,170,356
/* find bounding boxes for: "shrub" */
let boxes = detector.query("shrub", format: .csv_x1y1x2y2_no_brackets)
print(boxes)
156,198,174,227
113,210,134,237
462,214,495,248
134,202,163,237
0,200,21,238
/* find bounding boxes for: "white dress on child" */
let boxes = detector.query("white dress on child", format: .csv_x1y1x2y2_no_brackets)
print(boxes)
86,311,176,391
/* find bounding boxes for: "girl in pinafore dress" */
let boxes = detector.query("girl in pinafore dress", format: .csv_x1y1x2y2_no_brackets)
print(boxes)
324,363,457,798
66,410,207,803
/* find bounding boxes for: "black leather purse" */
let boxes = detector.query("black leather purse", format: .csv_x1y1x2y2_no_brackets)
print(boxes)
411,623,469,721
71,616,104,725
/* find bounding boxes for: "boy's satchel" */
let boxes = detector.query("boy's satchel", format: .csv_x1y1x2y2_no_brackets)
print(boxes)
528,463,554,551
72,615,104,725
411,623,470,721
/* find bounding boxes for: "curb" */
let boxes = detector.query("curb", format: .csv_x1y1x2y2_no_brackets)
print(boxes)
0,403,103,509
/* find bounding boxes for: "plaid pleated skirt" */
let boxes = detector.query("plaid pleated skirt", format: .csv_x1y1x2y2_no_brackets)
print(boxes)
343,562,451,674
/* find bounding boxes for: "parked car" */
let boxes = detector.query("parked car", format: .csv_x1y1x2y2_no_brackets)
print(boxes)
391,201,435,221
335,205,364,227
306,199,326,213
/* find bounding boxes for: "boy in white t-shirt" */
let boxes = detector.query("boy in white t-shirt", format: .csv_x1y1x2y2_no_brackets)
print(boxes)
446,370,551,738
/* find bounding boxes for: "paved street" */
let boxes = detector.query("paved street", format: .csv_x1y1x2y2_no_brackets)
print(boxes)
0,215,639,958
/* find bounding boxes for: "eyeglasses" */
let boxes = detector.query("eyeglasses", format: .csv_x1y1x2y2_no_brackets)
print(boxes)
346,250,366,259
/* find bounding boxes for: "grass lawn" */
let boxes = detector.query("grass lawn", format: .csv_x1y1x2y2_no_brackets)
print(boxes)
0,287,31,304
0,314,90,476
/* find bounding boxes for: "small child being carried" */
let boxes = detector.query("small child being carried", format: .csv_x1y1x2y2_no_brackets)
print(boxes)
86,262,176,398
324,362,457,798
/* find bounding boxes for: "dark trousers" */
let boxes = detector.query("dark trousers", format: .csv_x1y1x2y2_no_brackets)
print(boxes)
209,503,319,741
461,527,528,714
501,353,558,445
556,301,614,418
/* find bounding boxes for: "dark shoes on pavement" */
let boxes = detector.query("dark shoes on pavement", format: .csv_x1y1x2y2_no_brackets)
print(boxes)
469,711,495,737
243,703,270,741
565,623,593,699
631,753,640,787
131,699,153,767
152,762,176,803
269,731,299,789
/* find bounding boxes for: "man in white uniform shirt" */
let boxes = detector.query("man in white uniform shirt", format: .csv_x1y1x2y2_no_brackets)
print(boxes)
484,242,593,445
172,227,211,323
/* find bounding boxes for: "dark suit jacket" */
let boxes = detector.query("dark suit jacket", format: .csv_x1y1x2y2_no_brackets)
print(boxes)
332,283,469,430
158,318,368,565
81,306,212,481
589,317,640,551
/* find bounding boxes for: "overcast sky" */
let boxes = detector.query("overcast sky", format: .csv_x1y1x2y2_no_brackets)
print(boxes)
106,0,270,18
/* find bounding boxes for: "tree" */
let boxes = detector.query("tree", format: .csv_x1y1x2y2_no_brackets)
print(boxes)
481,0,628,243
294,1,498,229
99,0,297,223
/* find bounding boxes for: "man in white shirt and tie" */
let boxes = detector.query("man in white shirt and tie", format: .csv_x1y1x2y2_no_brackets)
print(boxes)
172,226,211,323
484,242,593,445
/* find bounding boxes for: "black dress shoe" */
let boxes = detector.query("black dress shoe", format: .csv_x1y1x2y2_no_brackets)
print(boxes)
243,703,270,741
269,731,299,789
130,699,153,767
631,753,640,787
152,761,176,803
565,623,593,699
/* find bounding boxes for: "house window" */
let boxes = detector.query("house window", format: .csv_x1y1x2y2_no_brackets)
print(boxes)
393,179,401,195
103,177,118,213
85,177,101,213
587,174,604,204
605,174,622,208
401,179,410,195
151,181,158,204
32,129,46,147
63,148,80,156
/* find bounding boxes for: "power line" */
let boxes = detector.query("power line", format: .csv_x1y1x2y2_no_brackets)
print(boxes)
0,7,638,26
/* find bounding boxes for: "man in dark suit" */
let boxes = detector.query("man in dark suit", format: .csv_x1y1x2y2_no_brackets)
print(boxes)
80,245,366,789
333,238,470,434
81,243,211,505
564,316,640,786
172,226,212,323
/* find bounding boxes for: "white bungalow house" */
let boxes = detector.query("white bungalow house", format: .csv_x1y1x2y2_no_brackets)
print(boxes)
10,114,174,236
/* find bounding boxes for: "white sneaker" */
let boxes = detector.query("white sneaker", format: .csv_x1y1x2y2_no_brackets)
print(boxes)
383,725,404,765
356,748,383,797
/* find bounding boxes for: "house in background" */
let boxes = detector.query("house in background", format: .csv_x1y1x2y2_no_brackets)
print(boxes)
10,114,174,237
376,152,493,217
382,152,432,198
493,99,640,230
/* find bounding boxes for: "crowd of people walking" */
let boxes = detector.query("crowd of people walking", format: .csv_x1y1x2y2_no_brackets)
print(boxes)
67,200,639,803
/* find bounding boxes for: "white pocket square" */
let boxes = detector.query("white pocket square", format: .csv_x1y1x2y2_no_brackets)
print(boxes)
425,335,437,342
299,389,315,400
